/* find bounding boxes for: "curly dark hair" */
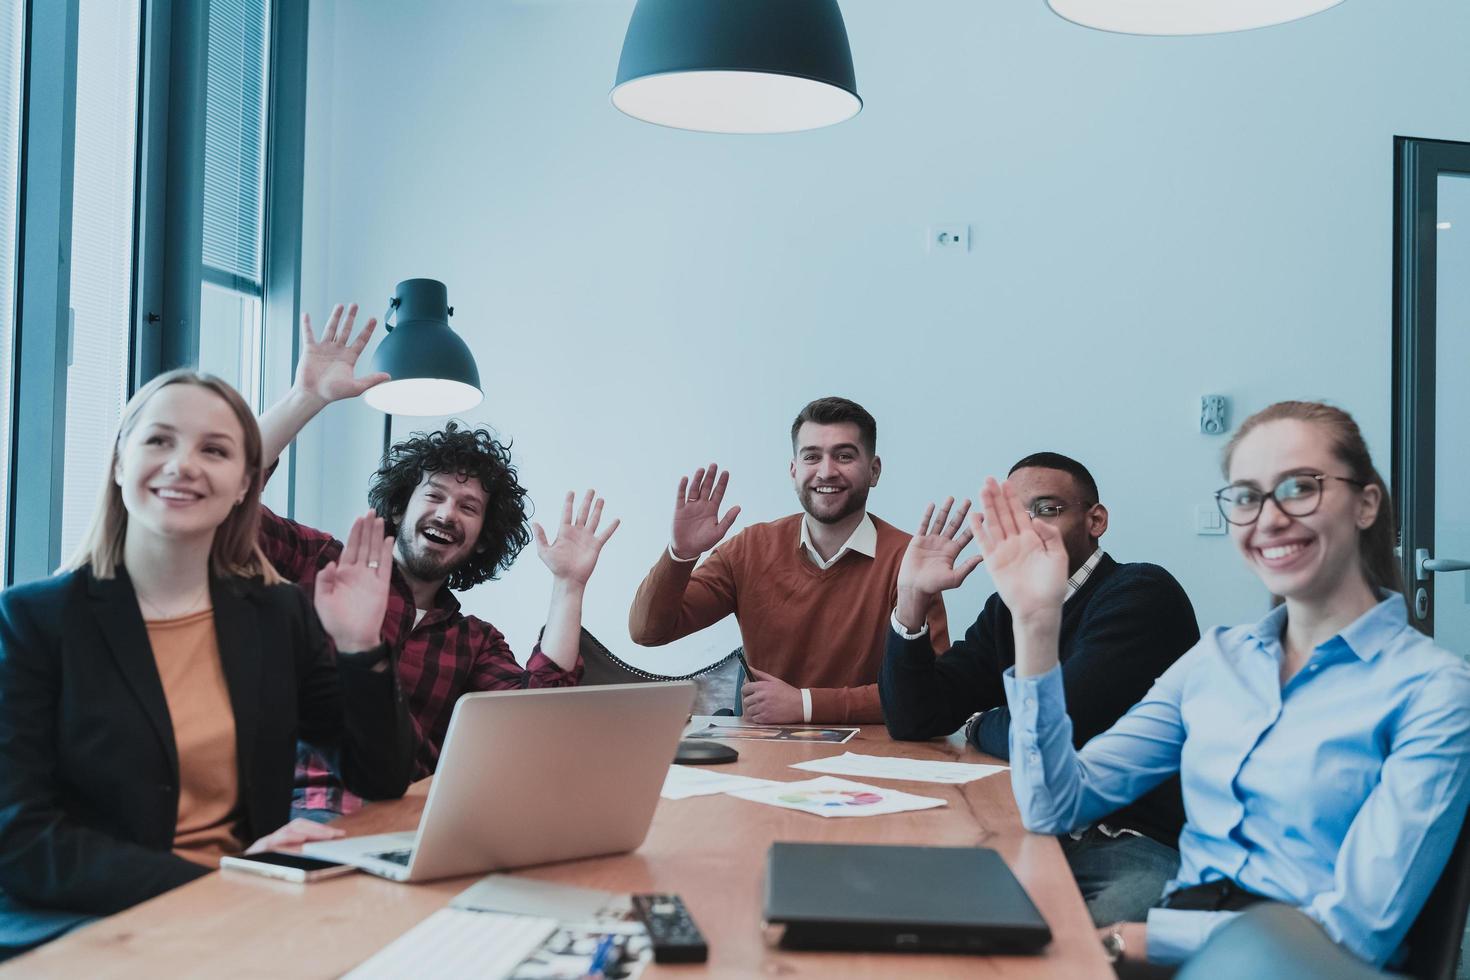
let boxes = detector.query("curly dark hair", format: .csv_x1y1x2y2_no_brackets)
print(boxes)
367,421,530,591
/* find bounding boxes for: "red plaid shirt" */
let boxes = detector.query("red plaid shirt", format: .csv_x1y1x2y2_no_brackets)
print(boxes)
259,507,582,816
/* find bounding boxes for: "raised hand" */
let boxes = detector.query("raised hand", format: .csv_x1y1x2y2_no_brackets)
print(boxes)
314,511,393,653
971,477,1068,625
893,497,983,632
671,464,741,560
294,303,391,406
534,490,620,587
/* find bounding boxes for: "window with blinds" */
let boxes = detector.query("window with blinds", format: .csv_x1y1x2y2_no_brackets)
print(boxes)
0,2,21,580
199,0,269,409
202,0,267,292
60,0,141,561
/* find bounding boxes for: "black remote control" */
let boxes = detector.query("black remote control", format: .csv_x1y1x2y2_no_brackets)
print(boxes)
631,893,708,964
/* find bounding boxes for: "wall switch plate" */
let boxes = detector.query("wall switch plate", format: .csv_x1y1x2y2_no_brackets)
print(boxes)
1196,504,1227,536
929,224,970,252
1200,395,1229,435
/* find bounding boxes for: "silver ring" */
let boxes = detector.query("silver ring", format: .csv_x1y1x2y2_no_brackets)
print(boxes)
366,560,380,569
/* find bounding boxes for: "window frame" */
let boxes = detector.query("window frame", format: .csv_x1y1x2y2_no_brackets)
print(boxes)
3,0,310,584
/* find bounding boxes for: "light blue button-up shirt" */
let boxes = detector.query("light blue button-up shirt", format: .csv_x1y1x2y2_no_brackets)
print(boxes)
1003,595,1470,966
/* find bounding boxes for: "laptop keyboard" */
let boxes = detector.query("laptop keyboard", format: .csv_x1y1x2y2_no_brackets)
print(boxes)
373,848,413,866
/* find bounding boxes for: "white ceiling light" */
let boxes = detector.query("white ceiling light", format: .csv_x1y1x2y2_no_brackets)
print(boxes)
1046,0,1345,36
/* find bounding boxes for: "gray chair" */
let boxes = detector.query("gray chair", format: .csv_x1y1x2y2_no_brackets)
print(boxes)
573,628,745,716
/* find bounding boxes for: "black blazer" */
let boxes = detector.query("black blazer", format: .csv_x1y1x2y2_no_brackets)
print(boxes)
0,566,412,943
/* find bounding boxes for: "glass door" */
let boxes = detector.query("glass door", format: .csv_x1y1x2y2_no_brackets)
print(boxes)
1394,137,1470,654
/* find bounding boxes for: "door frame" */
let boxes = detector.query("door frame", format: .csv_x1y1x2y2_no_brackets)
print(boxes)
1392,136,1470,634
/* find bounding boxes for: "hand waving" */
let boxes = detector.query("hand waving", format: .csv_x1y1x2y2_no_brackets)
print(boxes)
534,490,620,587
971,477,1068,624
897,497,984,597
314,511,392,653
295,303,390,406
671,464,741,560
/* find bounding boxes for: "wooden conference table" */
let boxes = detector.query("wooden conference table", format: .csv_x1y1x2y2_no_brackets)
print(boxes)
6,726,1111,979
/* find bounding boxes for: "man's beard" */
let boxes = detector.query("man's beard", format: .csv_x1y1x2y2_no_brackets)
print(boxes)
396,523,465,583
799,483,869,525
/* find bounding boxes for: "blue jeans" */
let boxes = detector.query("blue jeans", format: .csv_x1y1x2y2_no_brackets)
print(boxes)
1060,827,1180,926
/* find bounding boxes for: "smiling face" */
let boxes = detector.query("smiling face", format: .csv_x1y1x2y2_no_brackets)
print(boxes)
1225,418,1381,606
789,421,881,525
393,471,489,585
113,384,251,546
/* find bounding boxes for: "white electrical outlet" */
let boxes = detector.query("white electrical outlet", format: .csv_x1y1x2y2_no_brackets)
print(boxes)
928,224,970,253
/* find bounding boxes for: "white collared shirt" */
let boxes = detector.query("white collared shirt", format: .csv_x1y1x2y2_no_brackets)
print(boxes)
798,512,877,570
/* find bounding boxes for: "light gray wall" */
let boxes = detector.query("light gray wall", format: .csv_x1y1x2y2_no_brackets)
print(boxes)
295,0,1470,673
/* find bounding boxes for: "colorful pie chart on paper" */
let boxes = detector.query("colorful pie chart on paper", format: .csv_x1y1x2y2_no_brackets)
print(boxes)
776,789,885,807
730,775,947,819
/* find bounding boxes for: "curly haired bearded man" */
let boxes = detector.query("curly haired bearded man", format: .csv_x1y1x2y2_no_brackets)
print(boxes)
257,304,618,819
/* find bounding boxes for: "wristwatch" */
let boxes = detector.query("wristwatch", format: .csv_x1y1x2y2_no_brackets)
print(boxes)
963,710,984,747
1101,927,1126,964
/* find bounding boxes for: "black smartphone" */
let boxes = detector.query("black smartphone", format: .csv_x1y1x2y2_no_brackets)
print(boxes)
219,851,356,883
735,650,756,685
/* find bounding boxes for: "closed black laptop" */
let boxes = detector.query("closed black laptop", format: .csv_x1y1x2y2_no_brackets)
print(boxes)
763,842,1052,954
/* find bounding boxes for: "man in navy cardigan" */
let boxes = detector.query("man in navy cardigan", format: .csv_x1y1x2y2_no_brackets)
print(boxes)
879,452,1199,927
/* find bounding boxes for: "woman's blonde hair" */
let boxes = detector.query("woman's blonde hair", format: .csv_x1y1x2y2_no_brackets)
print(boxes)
1223,400,1404,603
63,369,282,583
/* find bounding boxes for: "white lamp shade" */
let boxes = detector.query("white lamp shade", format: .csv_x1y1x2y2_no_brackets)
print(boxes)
1047,0,1345,35
611,70,862,134
363,379,483,417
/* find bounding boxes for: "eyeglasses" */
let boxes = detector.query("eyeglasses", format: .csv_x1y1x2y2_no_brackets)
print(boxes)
1214,473,1366,526
1025,500,1094,520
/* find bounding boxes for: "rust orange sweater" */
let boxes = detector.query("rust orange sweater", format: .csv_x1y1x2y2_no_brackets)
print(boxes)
628,513,948,723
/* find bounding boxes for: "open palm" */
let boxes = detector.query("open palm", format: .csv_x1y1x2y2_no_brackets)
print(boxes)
972,477,1068,621
670,464,740,560
535,490,620,586
297,304,390,404
315,512,392,652
897,497,983,595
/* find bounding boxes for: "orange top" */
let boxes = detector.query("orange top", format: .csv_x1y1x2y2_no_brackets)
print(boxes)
628,513,948,724
145,608,243,867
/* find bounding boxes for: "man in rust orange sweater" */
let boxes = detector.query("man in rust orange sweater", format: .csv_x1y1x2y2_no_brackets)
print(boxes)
628,397,947,725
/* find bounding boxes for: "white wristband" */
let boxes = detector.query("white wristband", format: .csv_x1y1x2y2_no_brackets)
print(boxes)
801,689,813,724
667,542,698,563
890,607,929,640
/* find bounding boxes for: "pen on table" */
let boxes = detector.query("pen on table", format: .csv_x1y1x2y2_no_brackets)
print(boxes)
585,933,617,978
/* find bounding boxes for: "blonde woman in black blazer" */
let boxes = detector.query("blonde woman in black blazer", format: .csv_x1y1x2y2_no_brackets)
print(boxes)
0,370,412,957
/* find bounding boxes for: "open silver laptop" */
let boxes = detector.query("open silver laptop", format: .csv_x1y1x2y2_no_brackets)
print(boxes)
303,681,695,882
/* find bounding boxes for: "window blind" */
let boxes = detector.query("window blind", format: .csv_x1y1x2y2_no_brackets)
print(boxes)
202,0,267,288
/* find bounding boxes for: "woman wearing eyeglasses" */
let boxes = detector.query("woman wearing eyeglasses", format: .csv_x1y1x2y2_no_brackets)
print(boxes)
0,370,411,958
977,400,1470,970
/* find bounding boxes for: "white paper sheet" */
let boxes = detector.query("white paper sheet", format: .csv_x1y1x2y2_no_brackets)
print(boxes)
789,752,1009,784
727,775,946,818
659,765,780,800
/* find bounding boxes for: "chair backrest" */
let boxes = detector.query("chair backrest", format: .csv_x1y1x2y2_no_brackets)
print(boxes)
573,628,744,716
1402,802,1470,980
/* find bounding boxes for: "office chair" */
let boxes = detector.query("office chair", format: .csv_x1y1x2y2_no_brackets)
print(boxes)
571,628,743,715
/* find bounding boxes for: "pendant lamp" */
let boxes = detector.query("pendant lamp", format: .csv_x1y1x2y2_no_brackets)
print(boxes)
611,0,861,134
363,279,483,417
1047,0,1344,36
